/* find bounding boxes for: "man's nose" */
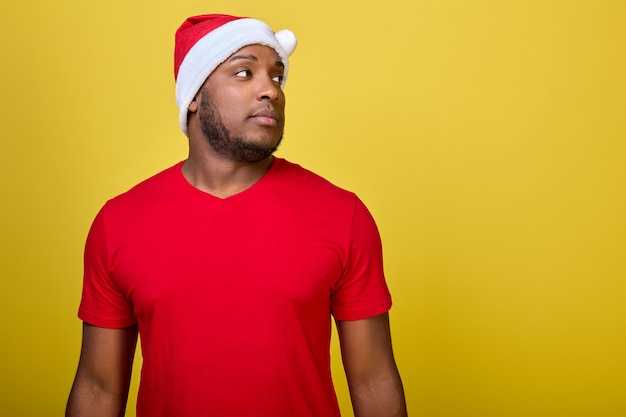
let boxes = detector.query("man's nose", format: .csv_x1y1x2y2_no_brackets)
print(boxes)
257,75,282,101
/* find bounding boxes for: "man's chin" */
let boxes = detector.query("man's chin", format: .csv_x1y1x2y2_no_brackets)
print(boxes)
222,137,281,163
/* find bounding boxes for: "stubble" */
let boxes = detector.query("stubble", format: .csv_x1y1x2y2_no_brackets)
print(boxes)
198,89,283,163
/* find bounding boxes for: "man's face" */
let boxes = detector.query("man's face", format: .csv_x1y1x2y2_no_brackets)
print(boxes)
196,44,286,163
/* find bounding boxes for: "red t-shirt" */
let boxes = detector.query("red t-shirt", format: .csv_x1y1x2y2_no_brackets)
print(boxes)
79,158,392,417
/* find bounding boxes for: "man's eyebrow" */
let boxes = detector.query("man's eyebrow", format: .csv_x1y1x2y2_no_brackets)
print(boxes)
229,54,258,62
228,55,284,68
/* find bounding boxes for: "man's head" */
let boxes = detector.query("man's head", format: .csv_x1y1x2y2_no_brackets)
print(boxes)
195,43,288,162
174,14,297,137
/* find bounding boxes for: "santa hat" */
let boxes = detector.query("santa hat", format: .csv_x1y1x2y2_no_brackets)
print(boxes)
174,14,297,136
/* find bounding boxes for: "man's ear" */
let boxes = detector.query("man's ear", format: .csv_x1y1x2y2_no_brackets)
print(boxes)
188,93,200,114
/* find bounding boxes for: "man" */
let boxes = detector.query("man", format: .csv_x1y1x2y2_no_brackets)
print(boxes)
66,14,407,417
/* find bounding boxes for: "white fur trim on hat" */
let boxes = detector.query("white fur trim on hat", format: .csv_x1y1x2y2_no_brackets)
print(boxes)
175,18,297,136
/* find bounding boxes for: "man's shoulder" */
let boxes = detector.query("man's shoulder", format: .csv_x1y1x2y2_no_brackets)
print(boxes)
103,162,184,212
277,158,355,199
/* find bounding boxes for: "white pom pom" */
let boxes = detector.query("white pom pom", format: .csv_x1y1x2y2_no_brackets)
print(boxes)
275,29,297,56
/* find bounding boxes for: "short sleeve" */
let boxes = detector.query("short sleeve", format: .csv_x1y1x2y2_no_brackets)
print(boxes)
330,197,392,321
78,206,137,328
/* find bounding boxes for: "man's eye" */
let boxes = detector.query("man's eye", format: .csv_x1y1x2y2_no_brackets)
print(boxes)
235,70,251,78
272,75,284,83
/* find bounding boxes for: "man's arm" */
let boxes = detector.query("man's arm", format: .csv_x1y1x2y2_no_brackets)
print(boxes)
336,312,407,417
66,322,138,417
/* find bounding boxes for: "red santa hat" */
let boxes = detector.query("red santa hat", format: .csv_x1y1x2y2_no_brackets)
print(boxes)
174,14,297,136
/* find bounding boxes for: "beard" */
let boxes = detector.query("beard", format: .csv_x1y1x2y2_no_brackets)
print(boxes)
198,89,283,163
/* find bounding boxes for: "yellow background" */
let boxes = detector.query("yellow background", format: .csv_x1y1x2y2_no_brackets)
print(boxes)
1,1,624,416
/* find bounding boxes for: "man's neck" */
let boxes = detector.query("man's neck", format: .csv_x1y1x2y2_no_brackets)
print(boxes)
181,153,274,199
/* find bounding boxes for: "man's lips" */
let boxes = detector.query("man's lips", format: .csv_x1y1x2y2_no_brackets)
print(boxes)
250,108,281,127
